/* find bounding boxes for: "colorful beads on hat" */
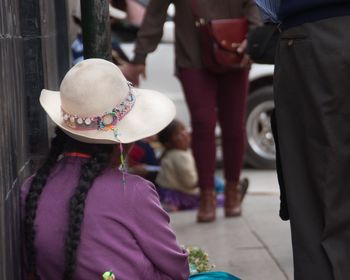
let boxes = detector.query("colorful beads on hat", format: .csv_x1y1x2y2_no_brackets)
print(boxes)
61,83,136,135
102,113,115,125
84,118,92,125
66,120,76,129
113,127,120,139
127,93,134,102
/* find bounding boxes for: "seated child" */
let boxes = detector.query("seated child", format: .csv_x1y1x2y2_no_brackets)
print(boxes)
156,119,200,211
156,119,249,212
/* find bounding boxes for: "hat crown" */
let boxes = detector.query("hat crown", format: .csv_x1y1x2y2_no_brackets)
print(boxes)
60,59,128,118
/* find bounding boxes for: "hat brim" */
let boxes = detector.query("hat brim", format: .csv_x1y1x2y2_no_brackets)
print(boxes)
40,88,176,144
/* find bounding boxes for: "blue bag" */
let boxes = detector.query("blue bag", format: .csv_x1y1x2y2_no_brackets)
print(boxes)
189,271,240,280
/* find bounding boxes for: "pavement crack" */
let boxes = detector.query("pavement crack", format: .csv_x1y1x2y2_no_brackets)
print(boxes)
250,229,289,280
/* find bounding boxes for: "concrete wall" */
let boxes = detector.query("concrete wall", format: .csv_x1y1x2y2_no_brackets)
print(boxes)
0,0,29,278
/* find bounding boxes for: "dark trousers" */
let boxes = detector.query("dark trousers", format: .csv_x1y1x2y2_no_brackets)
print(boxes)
274,15,350,280
178,68,249,190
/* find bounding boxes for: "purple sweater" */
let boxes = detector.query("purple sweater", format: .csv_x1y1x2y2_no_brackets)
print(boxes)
21,157,189,280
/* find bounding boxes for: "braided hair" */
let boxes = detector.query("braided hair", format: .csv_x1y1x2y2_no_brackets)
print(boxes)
63,143,112,279
24,128,115,280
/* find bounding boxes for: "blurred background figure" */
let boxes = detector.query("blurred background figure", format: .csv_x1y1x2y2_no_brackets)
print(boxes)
125,0,149,26
155,119,249,213
109,0,149,27
70,0,130,65
156,119,200,212
121,0,261,223
109,0,160,44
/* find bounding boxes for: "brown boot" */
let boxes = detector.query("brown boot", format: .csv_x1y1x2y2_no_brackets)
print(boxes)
197,189,216,223
224,181,242,217
239,177,249,202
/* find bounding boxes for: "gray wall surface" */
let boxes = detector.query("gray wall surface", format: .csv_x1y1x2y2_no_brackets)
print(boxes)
0,0,30,278
0,0,69,278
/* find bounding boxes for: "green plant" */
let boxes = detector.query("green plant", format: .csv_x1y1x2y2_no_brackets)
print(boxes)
184,246,215,275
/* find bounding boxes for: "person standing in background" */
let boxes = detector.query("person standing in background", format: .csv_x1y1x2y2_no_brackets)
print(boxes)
256,0,350,278
122,0,261,223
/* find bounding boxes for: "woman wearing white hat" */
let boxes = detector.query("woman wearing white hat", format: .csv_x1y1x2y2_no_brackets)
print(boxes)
21,59,189,280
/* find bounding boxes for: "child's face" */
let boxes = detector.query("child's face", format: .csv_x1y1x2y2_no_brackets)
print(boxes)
170,122,191,151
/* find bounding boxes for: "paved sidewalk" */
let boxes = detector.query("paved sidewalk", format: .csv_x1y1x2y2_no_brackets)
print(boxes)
170,194,293,280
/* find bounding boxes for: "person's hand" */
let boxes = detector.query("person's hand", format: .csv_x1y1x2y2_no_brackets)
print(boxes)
119,63,146,86
237,38,248,54
237,39,252,69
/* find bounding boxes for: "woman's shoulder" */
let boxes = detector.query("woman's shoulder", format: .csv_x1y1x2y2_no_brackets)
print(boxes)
91,169,163,220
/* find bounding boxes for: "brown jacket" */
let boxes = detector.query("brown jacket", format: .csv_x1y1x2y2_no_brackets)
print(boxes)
133,0,261,68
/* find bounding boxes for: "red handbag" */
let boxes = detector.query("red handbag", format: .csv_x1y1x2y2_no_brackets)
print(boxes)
191,0,248,72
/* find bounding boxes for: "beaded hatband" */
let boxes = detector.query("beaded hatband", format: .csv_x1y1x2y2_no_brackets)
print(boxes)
61,83,136,138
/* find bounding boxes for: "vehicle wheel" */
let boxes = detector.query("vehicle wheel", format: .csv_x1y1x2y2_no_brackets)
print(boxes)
245,86,276,169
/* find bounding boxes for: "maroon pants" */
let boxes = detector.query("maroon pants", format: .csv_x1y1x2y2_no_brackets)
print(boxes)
178,68,249,190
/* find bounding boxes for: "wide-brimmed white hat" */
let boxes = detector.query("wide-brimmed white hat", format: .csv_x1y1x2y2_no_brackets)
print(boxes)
40,59,175,144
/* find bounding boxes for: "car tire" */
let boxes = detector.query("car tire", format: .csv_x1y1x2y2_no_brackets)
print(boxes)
245,85,276,169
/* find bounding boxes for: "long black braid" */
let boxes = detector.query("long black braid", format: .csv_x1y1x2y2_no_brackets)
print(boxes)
62,145,112,280
24,128,67,279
